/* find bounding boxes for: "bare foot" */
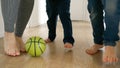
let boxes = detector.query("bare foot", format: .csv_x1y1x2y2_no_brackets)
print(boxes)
103,46,118,63
45,38,52,43
4,32,20,56
16,36,26,52
64,42,73,48
86,44,103,55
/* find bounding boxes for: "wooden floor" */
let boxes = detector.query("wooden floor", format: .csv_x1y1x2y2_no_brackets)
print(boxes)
0,21,120,68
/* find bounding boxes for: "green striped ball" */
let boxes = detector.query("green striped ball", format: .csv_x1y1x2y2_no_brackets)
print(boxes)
25,36,46,57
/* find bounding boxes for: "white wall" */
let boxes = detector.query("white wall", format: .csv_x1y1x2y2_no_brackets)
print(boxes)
0,2,4,38
70,0,89,21
38,0,48,24
27,0,39,27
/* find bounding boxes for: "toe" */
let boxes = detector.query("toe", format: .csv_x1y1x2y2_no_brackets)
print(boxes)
8,50,16,56
15,51,20,56
64,43,73,48
45,39,51,43
103,56,108,63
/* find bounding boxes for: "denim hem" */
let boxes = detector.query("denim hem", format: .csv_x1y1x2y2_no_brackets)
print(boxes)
104,41,116,46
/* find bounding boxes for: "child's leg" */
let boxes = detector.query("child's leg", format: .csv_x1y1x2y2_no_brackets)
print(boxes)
58,0,74,48
103,0,119,63
86,0,104,55
15,0,34,52
1,0,20,56
45,0,58,43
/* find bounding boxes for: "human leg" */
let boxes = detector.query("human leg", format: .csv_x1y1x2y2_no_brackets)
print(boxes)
86,0,104,55
102,0,119,63
15,0,34,52
45,0,58,42
58,0,74,48
1,0,20,56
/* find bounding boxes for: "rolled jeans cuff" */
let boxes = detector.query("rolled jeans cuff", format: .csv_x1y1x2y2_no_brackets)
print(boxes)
104,41,116,46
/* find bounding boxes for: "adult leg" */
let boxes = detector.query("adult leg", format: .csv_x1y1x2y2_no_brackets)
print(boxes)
103,0,119,63
1,0,20,56
86,0,104,55
15,0,34,52
45,0,58,42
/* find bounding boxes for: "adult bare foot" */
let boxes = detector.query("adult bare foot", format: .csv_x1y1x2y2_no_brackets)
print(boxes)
64,42,73,48
45,38,52,43
16,36,26,52
86,44,103,55
103,46,118,63
4,32,20,56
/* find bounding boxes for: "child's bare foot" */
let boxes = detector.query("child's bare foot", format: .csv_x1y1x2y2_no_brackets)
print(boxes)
4,32,20,56
64,42,73,48
16,36,26,52
45,38,52,43
103,46,118,63
86,44,103,55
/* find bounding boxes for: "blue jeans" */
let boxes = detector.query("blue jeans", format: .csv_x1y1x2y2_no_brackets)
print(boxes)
46,0,74,44
88,0,120,46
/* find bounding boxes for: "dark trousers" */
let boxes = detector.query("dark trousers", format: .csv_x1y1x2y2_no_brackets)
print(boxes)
88,0,120,46
46,0,74,44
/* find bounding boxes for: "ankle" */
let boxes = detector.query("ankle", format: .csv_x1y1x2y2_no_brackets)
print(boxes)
15,35,22,39
5,32,15,37
93,44,103,48
105,46,115,48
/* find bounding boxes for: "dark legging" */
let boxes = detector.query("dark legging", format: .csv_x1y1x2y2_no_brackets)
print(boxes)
1,0,34,37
